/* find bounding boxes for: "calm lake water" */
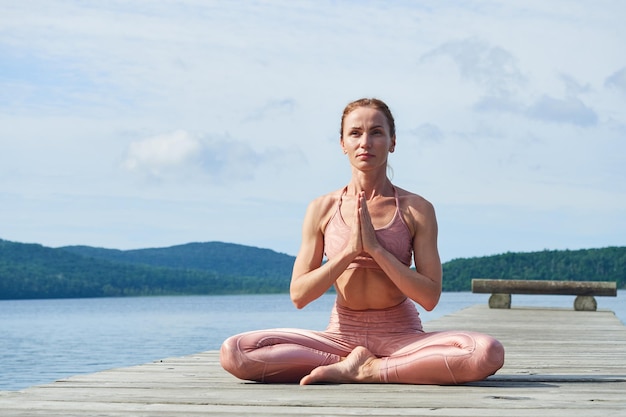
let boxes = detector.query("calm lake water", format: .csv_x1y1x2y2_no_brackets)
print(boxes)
1,291,624,391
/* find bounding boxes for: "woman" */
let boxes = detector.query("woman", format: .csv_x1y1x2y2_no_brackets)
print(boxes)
220,98,504,385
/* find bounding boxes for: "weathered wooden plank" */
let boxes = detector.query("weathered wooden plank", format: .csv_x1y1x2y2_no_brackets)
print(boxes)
471,279,617,296
1,305,624,416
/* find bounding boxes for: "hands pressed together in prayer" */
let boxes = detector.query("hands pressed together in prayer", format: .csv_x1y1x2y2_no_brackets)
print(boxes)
347,191,380,259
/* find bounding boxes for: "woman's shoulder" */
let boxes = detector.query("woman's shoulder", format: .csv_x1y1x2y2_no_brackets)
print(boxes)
298,188,344,235
394,186,437,219
395,186,433,207
308,187,345,209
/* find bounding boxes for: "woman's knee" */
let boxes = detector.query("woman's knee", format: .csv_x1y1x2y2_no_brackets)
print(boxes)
486,336,505,369
476,334,505,376
451,333,504,383
220,335,252,380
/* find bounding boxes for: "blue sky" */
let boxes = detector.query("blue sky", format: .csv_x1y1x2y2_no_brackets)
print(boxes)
1,1,624,262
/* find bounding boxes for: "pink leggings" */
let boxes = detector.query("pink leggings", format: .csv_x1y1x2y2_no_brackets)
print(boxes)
220,299,504,384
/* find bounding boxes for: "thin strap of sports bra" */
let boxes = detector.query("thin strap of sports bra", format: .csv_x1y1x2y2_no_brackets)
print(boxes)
337,187,346,210
393,187,400,209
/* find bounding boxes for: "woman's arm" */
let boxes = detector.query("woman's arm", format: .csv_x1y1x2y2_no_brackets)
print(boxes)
289,197,360,309
360,193,442,311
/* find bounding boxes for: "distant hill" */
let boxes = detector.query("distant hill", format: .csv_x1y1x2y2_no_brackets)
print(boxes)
0,238,623,300
61,242,294,279
0,240,294,299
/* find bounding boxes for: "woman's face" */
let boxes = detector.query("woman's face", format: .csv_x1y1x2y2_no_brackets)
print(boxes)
341,106,396,171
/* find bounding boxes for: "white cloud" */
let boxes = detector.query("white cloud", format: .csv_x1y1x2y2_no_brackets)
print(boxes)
122,130,305,184
420,37,605,128
123,130,202,178
559,74,592,96
420,37,527,97
605,67,626,94
525,95,598,126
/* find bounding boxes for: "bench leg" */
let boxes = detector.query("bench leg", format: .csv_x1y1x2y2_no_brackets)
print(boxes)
574,295,597,311
489,293,511,309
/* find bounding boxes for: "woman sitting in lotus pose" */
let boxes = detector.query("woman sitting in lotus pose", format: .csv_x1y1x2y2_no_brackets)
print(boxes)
220,98,505,385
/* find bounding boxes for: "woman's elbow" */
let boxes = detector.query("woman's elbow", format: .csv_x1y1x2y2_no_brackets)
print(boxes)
291,295,306,309
422,301,437,312
421,291,441,312
289,287,308,309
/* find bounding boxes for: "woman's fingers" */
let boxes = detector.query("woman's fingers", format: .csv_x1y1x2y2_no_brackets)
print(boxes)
348,192,362,253
358,192,378,251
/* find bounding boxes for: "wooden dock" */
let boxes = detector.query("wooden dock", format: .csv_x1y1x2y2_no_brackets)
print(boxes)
1,304,625,416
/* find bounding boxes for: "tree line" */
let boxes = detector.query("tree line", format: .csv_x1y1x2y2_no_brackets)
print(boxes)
0,239,623,300
442,247,626,291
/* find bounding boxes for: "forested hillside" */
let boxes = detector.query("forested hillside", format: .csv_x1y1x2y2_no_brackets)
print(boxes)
0,240,292,299
0,238,624,300
442,247,626,291
61,242,294,279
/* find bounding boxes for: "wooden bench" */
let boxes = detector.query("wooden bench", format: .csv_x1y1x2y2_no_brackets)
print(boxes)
471,279,618,311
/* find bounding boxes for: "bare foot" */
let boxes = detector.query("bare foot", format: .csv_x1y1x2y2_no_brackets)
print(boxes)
299,346,380,385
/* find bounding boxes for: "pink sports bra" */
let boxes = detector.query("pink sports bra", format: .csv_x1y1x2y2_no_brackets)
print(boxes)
323,187,413,269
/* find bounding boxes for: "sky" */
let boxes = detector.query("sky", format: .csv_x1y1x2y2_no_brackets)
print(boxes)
1,0,625,262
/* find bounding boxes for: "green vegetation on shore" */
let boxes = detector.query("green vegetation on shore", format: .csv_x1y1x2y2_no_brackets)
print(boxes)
441,247,625,291
0,239,624,300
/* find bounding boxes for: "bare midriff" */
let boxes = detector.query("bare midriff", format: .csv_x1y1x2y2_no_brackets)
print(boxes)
334,268,407,310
